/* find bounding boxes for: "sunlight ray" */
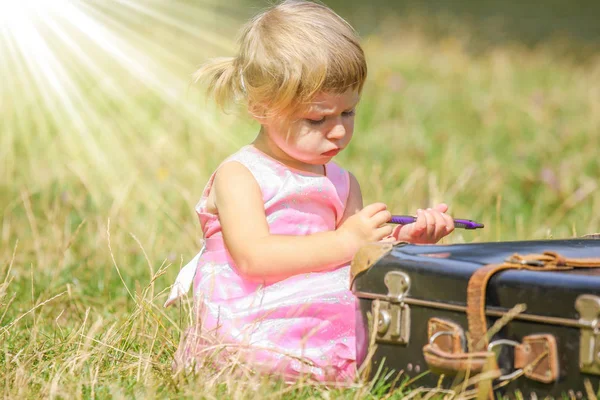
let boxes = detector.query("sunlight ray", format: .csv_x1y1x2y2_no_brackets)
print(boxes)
2,9,130,198
64,1,228,135
0,30,19,181
0,0,251,210
2,22,59,178
9,6,107,168
116,0,235,53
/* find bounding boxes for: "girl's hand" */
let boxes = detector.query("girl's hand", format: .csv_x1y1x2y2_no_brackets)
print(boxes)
390,203,455,244
337,202,393,253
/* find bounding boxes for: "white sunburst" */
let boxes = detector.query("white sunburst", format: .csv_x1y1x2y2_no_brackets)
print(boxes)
0,0,243,202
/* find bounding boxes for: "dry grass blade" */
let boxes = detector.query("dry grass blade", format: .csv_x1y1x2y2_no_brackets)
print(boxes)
0,291,66,337
477,303,527,350
106,218,136,303
585,379,598,400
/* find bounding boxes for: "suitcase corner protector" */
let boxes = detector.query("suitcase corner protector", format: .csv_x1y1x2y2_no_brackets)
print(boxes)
350,242,395,284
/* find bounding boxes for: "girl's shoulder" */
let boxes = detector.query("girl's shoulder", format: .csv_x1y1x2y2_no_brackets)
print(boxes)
219,145,281,182
196,145,283,207
222,144,259,165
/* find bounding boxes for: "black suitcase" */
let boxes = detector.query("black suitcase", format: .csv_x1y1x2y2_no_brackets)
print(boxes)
351,238,600,398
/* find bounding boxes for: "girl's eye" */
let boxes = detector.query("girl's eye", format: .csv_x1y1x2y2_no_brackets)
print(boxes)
307,117,326,125
342,110,356,117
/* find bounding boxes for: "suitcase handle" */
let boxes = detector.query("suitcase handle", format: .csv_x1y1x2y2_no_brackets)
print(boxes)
422,343,500,378
423,334,559,384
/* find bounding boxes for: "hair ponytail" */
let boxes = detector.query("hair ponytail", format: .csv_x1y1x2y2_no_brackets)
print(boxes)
192,57,242,110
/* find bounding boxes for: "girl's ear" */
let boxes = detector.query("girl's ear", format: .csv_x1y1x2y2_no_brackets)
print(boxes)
248,102,268,123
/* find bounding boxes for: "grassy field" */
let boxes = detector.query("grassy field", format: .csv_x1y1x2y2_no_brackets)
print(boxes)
1,1,600,398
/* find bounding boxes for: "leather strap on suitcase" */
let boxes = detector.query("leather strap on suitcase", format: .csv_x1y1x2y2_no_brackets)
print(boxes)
465,251,600,396
467,251,600,351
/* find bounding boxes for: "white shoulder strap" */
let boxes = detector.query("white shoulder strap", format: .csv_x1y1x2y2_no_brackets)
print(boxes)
163,246,205,307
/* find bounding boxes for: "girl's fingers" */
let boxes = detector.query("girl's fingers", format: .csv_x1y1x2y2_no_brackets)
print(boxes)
393,205,455,244
441,212,455,234
375,224,393,240
390,224,403,240
433,203,449,213
423,209,436,238
430,208,447,240
361,202,388,217
372,209,392,227
379,235,396,243
414,209,427,235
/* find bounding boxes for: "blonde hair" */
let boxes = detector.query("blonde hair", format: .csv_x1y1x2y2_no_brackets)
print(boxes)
194,0,367,119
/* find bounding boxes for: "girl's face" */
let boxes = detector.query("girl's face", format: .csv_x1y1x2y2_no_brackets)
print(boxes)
261,89,360,169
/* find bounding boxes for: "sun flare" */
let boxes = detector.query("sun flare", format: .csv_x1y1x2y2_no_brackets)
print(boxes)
1,0,240,189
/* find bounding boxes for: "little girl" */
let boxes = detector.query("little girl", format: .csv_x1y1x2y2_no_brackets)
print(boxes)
165,0,455,383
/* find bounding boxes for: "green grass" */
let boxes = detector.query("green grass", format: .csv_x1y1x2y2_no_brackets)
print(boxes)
1,2,600,398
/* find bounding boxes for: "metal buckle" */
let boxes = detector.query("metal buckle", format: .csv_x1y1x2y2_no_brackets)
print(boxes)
429,330,467,352
505,256,545,267
429,330,455,345
488,339,523,381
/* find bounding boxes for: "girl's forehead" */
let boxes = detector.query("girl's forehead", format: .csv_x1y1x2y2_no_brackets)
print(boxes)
306,90,360,112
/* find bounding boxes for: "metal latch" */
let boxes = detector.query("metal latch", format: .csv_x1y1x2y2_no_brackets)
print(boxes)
575,294,600,375
372,271,411,345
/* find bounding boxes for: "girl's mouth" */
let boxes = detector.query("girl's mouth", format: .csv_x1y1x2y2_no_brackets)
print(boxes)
322,149,340,157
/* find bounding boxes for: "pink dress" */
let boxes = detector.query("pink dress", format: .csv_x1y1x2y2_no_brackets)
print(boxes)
173,145,357,382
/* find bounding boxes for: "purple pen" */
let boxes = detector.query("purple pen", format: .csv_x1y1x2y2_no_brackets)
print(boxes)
391,215,484,230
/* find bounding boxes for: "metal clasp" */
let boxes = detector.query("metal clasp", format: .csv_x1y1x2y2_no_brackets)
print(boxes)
505,256,545,267
488,339,523,381
372,271,411,345
575,294,600,375
429,330,455,345
384,270,410,302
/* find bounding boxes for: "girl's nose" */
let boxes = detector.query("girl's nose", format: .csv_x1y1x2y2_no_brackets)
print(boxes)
327,123,346,140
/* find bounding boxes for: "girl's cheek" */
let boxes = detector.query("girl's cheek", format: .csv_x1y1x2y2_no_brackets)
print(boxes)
344,122,354,137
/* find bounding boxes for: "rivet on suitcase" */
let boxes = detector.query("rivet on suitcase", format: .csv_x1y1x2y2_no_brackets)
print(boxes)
351,238,600,397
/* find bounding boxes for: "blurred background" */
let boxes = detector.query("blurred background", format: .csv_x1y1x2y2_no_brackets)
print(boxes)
1,0,599,396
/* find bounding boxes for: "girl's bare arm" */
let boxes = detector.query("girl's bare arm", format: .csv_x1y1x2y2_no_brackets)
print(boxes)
212,162,391,282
